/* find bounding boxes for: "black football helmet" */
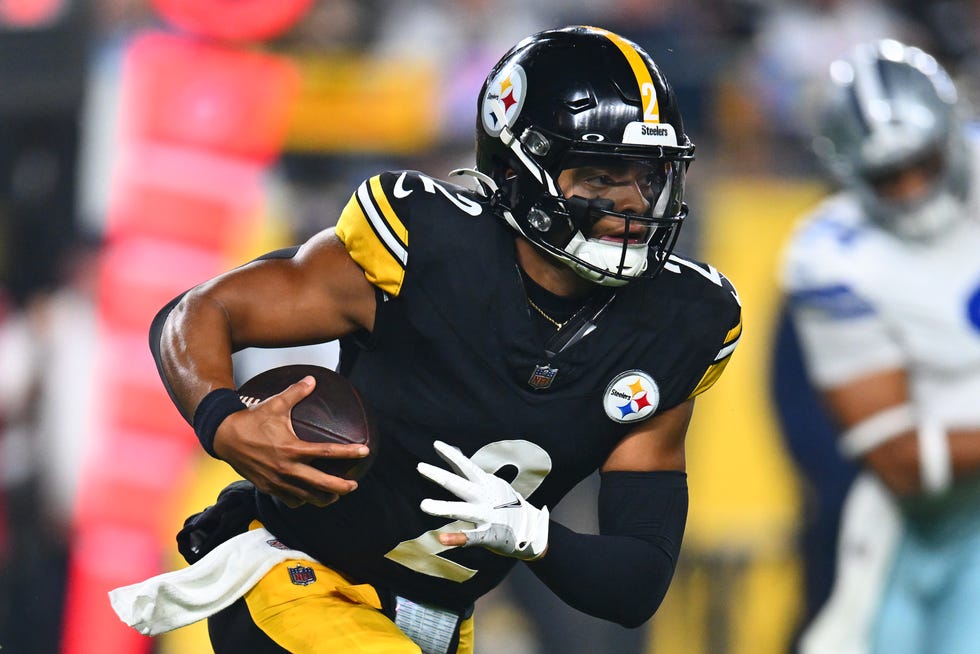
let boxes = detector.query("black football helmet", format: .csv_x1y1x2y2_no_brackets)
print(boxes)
465,25,694,286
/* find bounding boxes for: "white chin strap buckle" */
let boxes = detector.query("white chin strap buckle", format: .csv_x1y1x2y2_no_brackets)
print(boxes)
563,232,648,286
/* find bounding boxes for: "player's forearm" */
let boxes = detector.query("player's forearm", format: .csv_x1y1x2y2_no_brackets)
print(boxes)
528,522,677,627
947,428,980,480
527,470,687,628
155,289,238,422
864,427,980,497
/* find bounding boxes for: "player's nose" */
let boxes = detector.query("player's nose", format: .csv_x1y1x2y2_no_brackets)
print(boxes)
610,179,651,215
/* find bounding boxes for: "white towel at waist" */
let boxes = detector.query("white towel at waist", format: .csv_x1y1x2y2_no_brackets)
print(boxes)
108,526,317,636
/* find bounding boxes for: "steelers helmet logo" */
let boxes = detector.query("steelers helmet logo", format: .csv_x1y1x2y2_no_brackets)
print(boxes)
603,370,660,423
482,63,527,137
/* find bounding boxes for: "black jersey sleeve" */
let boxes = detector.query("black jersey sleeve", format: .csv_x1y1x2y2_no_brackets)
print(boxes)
628,255,742,413
653,255,742,404
334,170,488,300
685,267,742,400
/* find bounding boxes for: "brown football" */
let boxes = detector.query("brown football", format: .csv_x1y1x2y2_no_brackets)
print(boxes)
237,364,378,480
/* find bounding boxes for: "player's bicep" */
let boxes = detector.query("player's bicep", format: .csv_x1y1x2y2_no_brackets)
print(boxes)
601,399,694,473
198,230,376,348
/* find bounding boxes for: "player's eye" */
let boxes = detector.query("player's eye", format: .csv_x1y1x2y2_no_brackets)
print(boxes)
594,175,619,187
640,165,670,189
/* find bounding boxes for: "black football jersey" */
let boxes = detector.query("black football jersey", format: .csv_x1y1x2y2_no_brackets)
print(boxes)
255,170,741,611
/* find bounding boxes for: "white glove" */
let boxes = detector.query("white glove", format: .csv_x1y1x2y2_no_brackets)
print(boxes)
418,440,549,560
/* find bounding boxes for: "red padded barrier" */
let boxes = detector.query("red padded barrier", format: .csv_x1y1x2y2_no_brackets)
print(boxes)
106,146,264,249
152,0,314,42
61,526,160,654
63,18,297,654
97,237,225,332
119,31,300,162
97,329,192,437
73,428,192,529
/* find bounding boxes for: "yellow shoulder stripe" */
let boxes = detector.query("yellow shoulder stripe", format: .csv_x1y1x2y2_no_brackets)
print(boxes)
688,356,732,399
725,320,742,344
368,176,408,247
334,176,408,296
688,318,742,399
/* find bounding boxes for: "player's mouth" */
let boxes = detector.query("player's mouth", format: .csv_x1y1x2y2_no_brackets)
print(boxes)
597,229,648,245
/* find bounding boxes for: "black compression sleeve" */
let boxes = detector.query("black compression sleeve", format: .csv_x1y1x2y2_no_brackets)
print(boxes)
527,470,688,628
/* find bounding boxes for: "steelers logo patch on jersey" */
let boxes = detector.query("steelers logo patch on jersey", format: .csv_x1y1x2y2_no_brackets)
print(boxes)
603,370,660,423
482,62,527,137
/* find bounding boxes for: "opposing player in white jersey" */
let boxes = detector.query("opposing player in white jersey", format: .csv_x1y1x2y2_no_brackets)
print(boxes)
782,39,980,654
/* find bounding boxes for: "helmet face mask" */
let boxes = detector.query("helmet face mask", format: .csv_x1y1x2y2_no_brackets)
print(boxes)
813,39,973,241
474,26,694,286
861,146,945,195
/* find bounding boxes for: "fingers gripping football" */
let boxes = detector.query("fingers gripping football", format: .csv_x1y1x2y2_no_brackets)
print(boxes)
217,377,362,509
418,440,549,560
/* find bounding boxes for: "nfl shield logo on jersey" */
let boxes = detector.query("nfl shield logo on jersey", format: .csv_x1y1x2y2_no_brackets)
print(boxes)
603,370,660,423
528,364,558,389
288,565,317,586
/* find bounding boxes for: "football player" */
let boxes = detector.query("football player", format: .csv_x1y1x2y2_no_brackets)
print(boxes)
112,26,741,654
782,40,980,654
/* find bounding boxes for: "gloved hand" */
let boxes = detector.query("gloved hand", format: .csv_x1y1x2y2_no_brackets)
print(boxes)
418,440,549,560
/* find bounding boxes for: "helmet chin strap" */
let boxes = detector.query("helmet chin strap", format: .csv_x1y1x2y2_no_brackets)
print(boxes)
564,232,649,287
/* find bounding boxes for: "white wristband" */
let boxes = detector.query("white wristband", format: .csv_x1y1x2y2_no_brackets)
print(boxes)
918,420,952,495
839,404,915,459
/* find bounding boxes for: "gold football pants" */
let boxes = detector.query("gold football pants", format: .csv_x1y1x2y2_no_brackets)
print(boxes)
207,558,474,654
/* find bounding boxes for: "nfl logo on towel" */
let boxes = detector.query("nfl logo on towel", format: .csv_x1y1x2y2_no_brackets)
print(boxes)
288,565,317,586
528,364,558,389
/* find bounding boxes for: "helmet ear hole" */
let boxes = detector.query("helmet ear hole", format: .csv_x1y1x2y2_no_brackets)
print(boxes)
527,209,552,232
521,129,551,156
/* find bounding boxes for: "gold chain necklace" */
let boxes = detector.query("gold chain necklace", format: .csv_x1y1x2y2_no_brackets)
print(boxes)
527,296,567,330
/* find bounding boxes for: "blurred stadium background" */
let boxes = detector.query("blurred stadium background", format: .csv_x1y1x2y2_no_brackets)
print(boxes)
0,1,976,653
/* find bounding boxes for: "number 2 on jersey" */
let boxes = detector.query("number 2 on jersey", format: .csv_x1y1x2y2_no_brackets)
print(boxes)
384,439,552,582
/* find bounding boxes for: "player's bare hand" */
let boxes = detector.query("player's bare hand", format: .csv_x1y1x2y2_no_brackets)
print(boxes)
437,532,469,547
212,376,369,508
